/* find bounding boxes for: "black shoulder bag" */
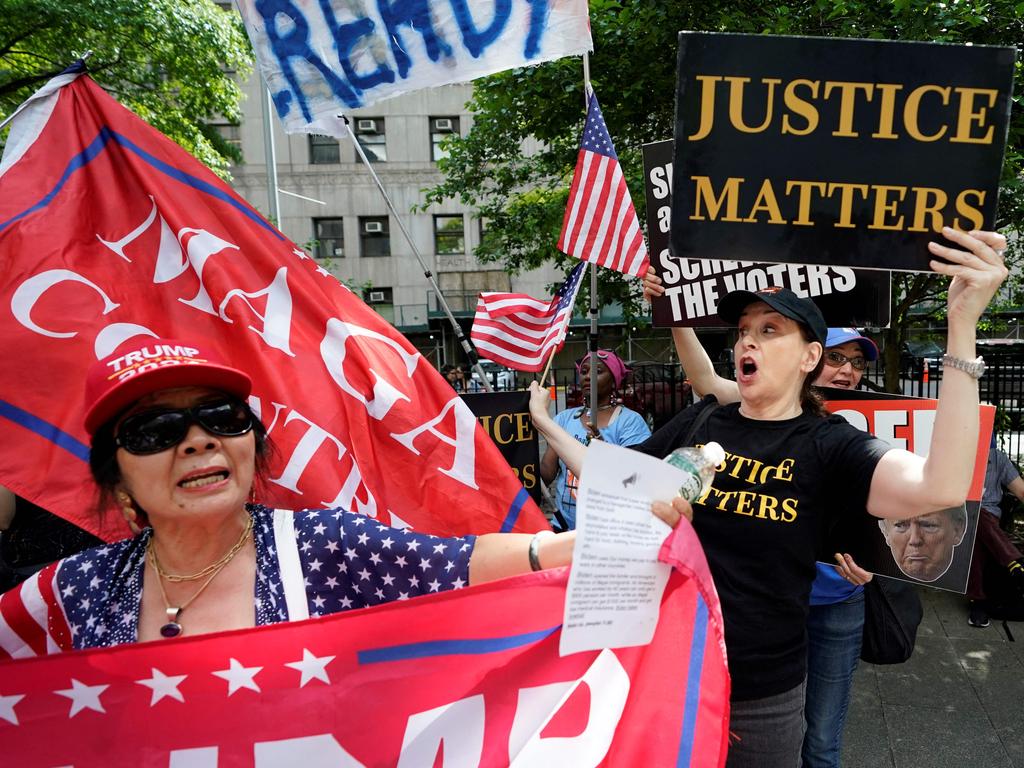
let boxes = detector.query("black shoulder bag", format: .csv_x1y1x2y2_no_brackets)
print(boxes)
680,395,719,446
860,575,923,665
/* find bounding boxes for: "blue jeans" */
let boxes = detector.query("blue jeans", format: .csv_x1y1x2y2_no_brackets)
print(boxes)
802,591,864,768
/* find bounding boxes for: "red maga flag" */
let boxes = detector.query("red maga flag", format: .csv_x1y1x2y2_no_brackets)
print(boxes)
0,525,730,766
470,262,585,372
558,92,649,279
0,68,548,541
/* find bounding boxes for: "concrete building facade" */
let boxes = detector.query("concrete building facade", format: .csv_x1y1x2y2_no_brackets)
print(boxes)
220,74,562,367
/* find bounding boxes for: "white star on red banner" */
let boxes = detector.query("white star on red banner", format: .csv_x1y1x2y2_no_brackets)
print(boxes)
136,668,187,705
54,678,108,717
212,658,263,696
285,648,335,687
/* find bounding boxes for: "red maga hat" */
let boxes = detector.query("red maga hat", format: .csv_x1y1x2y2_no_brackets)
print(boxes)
83,338,252,435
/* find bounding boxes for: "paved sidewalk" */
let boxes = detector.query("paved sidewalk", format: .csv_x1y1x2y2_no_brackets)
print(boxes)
843,588,1024,767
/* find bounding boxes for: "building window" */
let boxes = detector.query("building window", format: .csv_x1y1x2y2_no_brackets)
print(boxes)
430,116,460,162
211,122,241,152
309,134,340,164
355,118,387,162
363,286,395,323
434,215,465,255
313,218,344,259
439,270,510,312
360,216,390,257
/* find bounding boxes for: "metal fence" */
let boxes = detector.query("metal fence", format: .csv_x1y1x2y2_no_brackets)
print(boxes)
522,350,1024,463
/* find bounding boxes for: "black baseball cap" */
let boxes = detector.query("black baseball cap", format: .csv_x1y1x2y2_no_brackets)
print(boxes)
716,287,827,347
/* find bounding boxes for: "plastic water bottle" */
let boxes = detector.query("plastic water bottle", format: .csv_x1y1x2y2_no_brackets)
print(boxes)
663,442,725,503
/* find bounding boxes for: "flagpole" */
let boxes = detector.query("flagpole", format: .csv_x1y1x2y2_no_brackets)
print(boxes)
339,115,493,393
582,55,601,435
259,76,281,226
539,351,557,388
0,51,93,133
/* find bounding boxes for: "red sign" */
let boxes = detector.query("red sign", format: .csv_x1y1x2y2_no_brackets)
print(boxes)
0,72,547,540
823,390,995,592
0,526,730,766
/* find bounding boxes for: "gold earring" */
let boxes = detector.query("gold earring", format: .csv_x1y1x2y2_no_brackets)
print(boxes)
118,493,140,533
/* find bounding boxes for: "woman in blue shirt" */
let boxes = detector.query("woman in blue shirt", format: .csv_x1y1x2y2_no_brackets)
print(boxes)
539,350,651,530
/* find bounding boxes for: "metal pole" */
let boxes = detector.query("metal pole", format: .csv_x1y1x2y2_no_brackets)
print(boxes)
0,51,93,132
339,115,493,392
259,78,281,225
582,55,600,431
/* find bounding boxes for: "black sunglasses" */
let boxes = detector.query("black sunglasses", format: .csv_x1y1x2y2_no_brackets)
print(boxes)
115,399,254,455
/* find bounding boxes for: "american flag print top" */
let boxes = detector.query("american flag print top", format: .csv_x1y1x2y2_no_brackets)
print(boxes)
0,505,476,658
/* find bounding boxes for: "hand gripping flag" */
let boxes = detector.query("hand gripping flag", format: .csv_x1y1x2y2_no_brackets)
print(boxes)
470,262,586,372
558,92,650,278
0,69,549,542
0,523,730,766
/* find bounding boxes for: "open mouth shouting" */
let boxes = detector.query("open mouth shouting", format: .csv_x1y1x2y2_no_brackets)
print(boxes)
737,355,758,384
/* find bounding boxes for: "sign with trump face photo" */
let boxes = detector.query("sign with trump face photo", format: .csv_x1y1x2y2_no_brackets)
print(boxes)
820,389,994,593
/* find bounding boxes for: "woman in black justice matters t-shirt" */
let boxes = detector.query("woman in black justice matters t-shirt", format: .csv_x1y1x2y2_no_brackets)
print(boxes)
530,228,1007,768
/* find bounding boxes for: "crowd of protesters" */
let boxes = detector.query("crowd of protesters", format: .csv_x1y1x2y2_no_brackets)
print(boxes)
2,228,1019,767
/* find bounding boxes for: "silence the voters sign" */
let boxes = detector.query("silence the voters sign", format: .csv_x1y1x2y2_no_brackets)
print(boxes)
670,33,1015,274
643,139,891,327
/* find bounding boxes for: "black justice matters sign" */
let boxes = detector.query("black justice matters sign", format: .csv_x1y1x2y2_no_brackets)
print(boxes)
671,33,1015,273
460,391,541,505
644,139,891,327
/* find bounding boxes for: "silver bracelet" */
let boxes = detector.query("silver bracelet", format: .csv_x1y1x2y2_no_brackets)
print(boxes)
528,531,556,572
941,353,987,379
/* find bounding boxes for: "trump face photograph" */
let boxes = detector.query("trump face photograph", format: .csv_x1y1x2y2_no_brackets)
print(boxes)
878,508,968,583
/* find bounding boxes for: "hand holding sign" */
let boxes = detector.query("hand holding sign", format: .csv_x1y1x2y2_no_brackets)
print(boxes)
929,227,1008,327
642,265,665,302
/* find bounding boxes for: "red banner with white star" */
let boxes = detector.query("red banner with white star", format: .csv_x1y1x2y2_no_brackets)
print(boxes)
0,69,547,541
0,528,730,767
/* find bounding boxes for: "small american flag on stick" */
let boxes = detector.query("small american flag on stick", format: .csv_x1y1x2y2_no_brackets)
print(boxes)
558,91,649,278
470,262,586,372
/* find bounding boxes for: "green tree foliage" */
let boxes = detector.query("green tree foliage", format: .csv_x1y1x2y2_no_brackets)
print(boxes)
0,0,253,178
426,0,1024,388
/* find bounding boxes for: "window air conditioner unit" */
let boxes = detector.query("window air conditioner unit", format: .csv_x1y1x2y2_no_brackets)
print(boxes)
368,291,386,303
364,221,383,233
434,118,453,132
357,119,378,133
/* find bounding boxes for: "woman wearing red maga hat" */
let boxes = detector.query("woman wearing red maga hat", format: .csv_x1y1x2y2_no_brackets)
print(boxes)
0,336,690,652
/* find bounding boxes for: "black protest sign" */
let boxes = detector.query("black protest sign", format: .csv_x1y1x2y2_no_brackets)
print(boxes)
671,33,1015,273
643,139,891,327
820,388,995,594
460,391,541,504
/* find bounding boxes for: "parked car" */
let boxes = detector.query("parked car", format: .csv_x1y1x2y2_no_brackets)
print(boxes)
900,340,944,379
470,361,516,391
624,363,694,430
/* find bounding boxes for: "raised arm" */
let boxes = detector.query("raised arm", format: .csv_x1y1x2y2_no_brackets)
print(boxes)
643,267,740,403
529,381,588,479
867,228,1008,519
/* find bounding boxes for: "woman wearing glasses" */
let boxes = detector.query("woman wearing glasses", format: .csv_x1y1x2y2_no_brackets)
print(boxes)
531,228,1006,767
0,338,691,649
